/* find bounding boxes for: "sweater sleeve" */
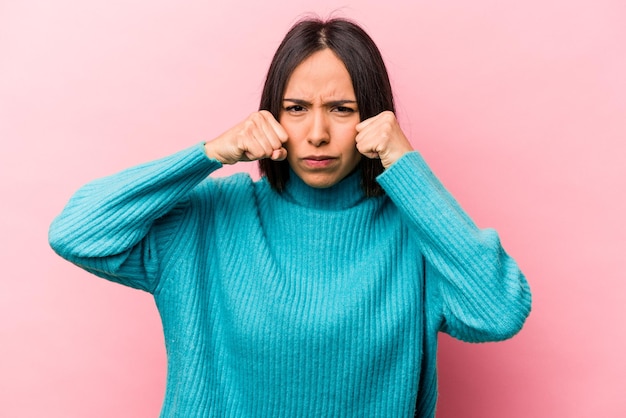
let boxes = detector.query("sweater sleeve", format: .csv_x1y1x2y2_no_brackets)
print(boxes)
377,151,531,343
48,143,222,293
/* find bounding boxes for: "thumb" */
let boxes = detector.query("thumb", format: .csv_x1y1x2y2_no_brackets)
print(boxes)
270,147,287,161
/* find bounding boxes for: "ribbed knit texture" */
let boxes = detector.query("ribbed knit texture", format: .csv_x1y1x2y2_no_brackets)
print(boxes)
49,143,531,417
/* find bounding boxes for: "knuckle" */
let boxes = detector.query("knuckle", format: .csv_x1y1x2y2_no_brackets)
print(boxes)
382,112,395,124
243,119,255,131
249,112,263,124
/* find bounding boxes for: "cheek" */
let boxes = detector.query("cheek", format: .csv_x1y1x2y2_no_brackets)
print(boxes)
332,124,358,149
281,122,304,149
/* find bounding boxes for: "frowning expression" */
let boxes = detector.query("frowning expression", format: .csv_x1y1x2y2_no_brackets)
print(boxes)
280,49,361,189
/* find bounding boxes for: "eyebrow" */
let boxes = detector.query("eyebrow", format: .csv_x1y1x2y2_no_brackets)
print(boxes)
283,98,357,107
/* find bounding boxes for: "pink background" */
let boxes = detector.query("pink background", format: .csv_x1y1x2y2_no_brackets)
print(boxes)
1,1,625,417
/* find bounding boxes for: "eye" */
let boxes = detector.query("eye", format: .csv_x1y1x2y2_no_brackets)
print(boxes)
285,105,306,113
332,106,356,114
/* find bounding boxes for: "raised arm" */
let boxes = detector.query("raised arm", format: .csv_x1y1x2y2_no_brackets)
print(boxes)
48,143,221,292
50,112,288,292
379,152,531,342
358,111,531,342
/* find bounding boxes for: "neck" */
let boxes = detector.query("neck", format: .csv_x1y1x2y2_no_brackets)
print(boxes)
282,169,365,210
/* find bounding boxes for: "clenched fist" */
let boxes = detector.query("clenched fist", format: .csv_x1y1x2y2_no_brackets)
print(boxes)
205,110,288,165
356,111,413,169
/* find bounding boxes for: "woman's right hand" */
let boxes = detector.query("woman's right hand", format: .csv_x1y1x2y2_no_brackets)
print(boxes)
204,110,288,165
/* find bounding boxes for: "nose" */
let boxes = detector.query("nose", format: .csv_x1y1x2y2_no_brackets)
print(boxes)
307,110,329,147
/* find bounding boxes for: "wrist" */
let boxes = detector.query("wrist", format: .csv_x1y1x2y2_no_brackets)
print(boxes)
204,141,230,164
382,146,413,169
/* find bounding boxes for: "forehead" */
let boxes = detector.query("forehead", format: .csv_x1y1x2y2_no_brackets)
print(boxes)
283,49,355,99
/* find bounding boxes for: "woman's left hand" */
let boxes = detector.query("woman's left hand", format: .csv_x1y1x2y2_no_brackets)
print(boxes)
355,111,414,169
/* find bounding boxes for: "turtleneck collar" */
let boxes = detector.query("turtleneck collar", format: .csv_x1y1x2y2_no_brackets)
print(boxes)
282,168,366,210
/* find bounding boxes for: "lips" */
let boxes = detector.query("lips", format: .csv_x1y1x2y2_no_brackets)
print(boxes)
304,155,335,161
302,155,337,168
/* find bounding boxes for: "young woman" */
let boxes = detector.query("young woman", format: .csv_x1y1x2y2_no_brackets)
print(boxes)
49,17,531,418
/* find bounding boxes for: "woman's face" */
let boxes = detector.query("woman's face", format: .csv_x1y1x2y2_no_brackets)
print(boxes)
280,49,361,189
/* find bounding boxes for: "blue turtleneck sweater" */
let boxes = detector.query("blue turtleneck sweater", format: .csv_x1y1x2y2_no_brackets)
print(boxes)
49,143,531,417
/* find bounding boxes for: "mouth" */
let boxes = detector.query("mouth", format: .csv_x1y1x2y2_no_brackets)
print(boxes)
301,155,338,169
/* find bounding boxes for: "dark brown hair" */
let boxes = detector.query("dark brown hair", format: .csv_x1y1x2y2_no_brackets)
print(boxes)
258,17,395,197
